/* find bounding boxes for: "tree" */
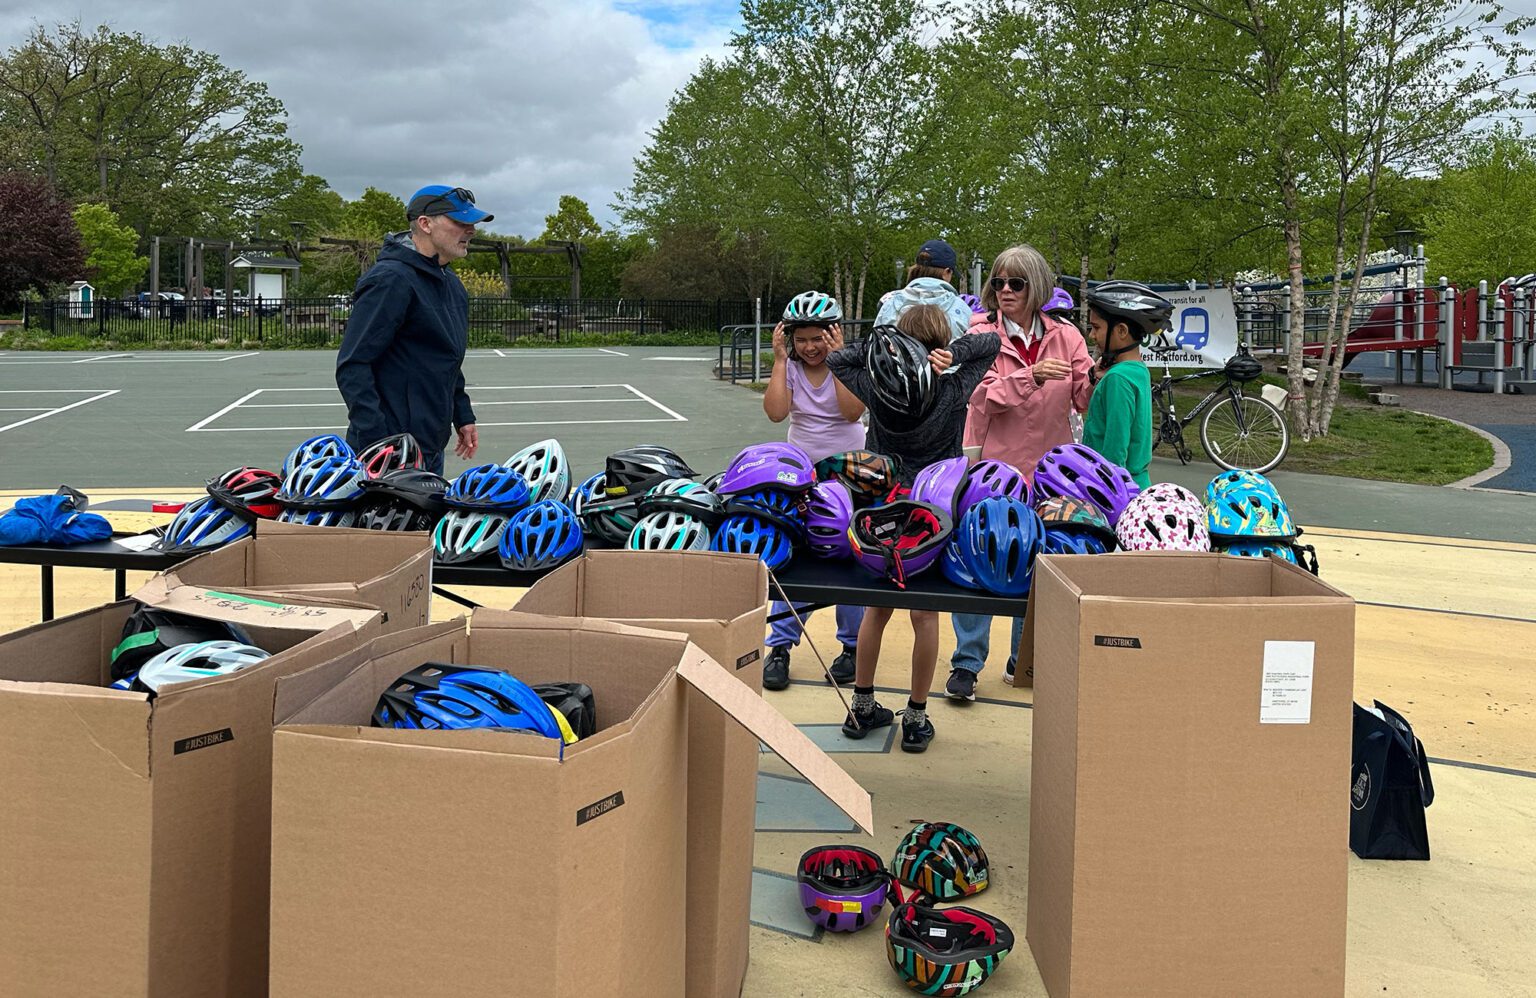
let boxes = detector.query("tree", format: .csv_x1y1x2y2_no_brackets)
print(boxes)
73,201,146,296
541,195,600,243
1426,130,1536,287
0,171,85,307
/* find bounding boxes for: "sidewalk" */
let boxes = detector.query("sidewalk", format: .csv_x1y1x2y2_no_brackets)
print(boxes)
1390,383,1536,493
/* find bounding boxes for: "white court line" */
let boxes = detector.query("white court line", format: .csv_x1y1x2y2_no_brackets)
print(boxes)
73,353,131,363
597,348,629,357
623,384,686,422
0,352,257,365
0,407,53,412
646,357,711,362
187,389,262,431
0,389,119,433
494,349,507,357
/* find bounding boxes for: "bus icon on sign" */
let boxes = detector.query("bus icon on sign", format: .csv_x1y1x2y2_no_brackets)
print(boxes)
1176,307,1210,350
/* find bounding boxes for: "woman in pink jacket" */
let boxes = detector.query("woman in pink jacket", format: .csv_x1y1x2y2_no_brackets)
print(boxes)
945,244,1094,701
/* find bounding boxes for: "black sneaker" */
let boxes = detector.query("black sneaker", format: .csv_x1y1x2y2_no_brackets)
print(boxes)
827,644,857,685
1003,663,1016,687
763,645,791,691
901,714,936,753
944,669,977,702
841,702,894,739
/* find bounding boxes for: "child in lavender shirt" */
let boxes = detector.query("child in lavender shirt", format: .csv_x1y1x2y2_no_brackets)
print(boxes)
759,293,867,692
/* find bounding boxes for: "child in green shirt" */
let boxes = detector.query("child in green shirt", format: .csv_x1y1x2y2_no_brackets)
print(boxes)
1082,282,1175,489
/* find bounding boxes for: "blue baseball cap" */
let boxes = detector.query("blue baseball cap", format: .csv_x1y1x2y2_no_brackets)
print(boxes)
915,239,958,271
406,185,494,224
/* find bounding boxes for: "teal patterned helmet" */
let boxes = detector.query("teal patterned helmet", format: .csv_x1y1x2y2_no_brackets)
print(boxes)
783,290,842,324
885,902,1014,996
1214,538,1298,564
1206,471,1295,540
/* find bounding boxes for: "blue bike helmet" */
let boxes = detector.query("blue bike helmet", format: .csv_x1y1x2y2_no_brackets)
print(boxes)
372,663,576,744
954,497,1044,597
276,506,357,528
571,471,605,507
1214,538,1298,563
1041,529,1111,556
446,464,532,512
722,487,806,541
499,500,584,571
941,539,983,589
711,513,794,570
156,495,253,554
281,434,354,478
277,455,368,509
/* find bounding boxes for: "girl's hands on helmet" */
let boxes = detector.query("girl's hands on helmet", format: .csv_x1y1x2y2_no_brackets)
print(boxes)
771,322,788,361
824,323,844,353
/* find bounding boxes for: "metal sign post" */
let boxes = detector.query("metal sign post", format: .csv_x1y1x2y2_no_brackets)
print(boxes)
753,297,762,384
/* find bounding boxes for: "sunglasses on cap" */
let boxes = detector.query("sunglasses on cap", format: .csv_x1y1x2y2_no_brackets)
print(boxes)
416,187,478,216
989,277,1029,293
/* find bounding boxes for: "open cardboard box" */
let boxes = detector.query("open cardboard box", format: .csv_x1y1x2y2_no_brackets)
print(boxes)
0,586,381,998
268,609,870,998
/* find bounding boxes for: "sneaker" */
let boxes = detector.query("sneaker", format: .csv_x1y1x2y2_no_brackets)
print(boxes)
841,702,895,739
827,644,857,685
944,668,977,702
901,714,936,753
763,645,791,691
1003,663,1016,687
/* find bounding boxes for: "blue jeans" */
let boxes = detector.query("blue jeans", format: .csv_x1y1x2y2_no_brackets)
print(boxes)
768,602,864,649
949,613,1024,675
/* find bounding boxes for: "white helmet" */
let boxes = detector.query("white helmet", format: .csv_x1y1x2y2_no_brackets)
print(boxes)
503,438,571,505
433,508,512,564
136,640,270,693
636,477,721,521
783,290,842,324
627,511,711,552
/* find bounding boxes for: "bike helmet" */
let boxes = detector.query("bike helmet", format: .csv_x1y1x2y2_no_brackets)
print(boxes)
571,471,606,510
803,479,854,559
533,681,596,740
111,606,253,682
711,513,794,570
205,467,283,520
156,495,253,554
355,469,450,532
504,438,571,505
1033,444,1140,526
886,902,1014,997
372,663,575,745
867,325,937,420
578,492,642,547
276,506,357,528
813,451,897,506
499,500,584,571
940,539,983,590
716,442,817,495
850,501,951,589
628,511,711,552
1206,474,1295,540
446,464,532,512
784,290,843,325
357,433,425,478
954,459,1029,522
959,293,985,314
1087,280,1174,361
910,456,969,519
797,845,889,934
604,445,696,498
433,508,513,564
1041,529,1112,556
952,497,1044,597
277,455,368,509
722,487,807,540
1213,538,1298,563
890,822,990,903
1033,494,1117,543
281,433,353,478
1205,469,1275,506
1116,488,1211,552
134,640,270,694
636,477,723,525
1042,286,1075,316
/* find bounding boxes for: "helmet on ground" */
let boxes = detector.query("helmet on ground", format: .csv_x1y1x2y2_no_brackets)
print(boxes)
134,640,269,694
276,506,357,528
1116,488,1211,552
717,442,817,495
355,469,450,532
604,445,695,498
850,501,952,588
533,681,596,740
798,845,888,933
357,433,424,478
784,290,842,325
628,511,711,552
1033,444,1140,526
281,434,353,478
722,487,806,540
953,497,1044,597
1033,494,1116,544
886,902,1014,996
503,438,571,505
954,459,1029,522
890,822,989,903
372,663,574,744
277,455,368,509
803,480,854,559
1206,475,1295,540
578,493,642,546
636,477,722,524
941,540,983,590
1086,279,1174,343
446,464,531,512
711,514,794,569
1041,529,1111,556
910,456,969,519
205,467,283,520
157,495,252,554
111,606,253,682
433,509,513,564
867,325,936,420
959,293,985,314
814,451,897,506
1213,538,1298,564
500,500,584,571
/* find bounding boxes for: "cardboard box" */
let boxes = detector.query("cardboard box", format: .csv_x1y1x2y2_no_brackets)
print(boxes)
1027,553,1355,998
513,550,768,998
0,588,380,998
268,610,868,998
149,519,433,632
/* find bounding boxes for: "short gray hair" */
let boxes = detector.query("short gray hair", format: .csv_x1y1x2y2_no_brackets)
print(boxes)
979,244,1053,316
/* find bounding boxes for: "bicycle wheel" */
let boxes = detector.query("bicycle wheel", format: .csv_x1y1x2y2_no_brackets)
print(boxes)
1199,393,1289,473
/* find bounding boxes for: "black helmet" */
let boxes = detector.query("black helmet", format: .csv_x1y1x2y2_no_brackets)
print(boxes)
355,468,450,532
1086,281,1173,339
110,605,253,682
533,682,597,740
866,325,936,421
604,445,696,498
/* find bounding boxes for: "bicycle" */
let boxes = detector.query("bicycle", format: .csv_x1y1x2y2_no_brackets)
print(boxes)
1147,343,1289,473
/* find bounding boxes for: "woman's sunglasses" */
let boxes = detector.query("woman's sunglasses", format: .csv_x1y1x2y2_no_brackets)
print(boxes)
989,277,1029,293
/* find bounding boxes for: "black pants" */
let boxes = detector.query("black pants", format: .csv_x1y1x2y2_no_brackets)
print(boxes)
423,450,445,476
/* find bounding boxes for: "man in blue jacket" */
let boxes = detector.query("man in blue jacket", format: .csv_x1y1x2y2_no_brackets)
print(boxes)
336,184,491,475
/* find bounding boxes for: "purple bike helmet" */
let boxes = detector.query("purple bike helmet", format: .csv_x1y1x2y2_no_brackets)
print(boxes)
954,497,1045,597
803,480,854,559
798,845,889,934
959,293,985,314
954,459,1029,522
1033,444,1141,526
849,500,952,589
910,456,969,520
1042,287,1075,315
716,442,817,495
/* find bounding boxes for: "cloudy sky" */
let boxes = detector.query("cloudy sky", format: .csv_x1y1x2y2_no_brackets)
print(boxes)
0,0,742,237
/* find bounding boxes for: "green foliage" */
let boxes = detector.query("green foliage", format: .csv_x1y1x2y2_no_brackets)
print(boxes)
72,202,146,296
541,195,600,243
1426,129,1536,286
